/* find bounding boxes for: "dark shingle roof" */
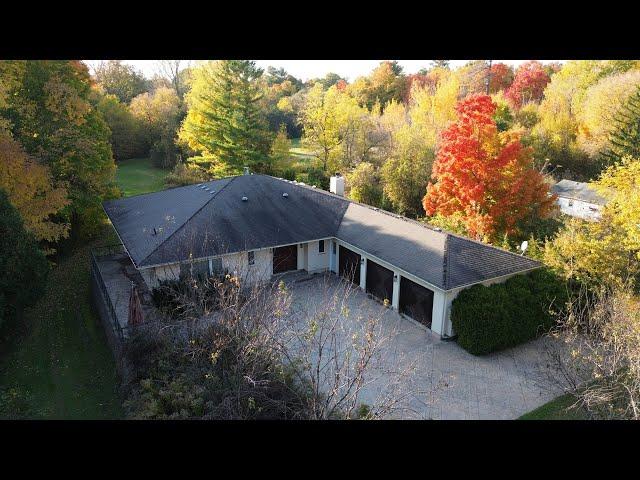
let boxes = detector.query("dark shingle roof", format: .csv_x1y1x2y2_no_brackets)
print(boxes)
104,174,540,290
551,179,606,205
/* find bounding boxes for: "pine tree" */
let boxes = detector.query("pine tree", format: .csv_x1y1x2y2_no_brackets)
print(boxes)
179,60,272,176
603,84,640,164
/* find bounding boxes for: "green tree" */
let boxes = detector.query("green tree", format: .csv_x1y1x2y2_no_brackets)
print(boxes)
179,60,272,176
300,83,343,172
95,92,146,161
381,123,433,217
578,70,640,159
346,162,382,207
130,86,182,168
0,60,118,239
270,124,292,171
0,189,49,329
94,60,149,104
603,85,640,163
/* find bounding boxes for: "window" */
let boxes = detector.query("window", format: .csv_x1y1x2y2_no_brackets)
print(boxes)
318,240,325,253
209,258,223,275
333,242,337,255
248,251,255,266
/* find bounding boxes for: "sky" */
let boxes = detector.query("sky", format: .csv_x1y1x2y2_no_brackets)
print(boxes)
83,60,562,82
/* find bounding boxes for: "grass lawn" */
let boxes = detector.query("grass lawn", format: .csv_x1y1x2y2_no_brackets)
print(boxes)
0,228,124,419
519,394,588,420
290,138,317,159
115,157,168,197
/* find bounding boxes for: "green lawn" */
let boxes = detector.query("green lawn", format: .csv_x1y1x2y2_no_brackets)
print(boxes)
519,394,588,420
0,229,124,419
290,138,317,159
115,157,168,197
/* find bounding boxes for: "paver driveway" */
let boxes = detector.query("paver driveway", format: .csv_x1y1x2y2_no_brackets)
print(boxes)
283,273,562,420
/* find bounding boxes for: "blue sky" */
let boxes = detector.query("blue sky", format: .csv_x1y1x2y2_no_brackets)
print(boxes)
84,60,562,82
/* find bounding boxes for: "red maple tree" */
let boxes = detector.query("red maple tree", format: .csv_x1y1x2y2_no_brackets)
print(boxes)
504,61,550,109
489,63,514,93
423,94,556,241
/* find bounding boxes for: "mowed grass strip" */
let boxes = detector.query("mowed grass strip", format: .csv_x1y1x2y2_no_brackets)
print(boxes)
0,229,124,419
115,157,168,197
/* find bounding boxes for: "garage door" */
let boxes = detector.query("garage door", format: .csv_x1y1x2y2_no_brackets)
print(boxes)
366,260,394,303
273,245,298,274
339,245,361,285
399,276,434,328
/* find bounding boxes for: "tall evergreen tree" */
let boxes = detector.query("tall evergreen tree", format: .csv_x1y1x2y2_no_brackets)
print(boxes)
603,84,640,164
179,60,271,176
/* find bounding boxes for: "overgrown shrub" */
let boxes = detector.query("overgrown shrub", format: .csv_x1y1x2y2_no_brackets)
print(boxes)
151,271,237,321
295,168,329,190
150,140,178,169
451,268,568,355
125,279,312,419
164,163,208,188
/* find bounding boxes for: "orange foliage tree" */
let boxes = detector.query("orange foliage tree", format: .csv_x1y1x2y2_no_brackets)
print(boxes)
423,94,556,241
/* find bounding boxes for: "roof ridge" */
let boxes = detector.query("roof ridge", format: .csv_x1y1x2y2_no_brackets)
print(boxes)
138,176,238,266
264,174,452,239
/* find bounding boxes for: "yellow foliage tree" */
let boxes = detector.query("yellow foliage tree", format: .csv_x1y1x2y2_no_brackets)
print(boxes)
596,156,640,256
545,156,640,285
578,70,640,157
0,132,70,251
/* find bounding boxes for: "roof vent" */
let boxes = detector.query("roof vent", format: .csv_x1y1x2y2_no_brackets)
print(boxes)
282,192,289,198
242,196,248,202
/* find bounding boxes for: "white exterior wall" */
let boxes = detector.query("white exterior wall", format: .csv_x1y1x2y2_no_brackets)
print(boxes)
557,197,602,221
297,243,306,270
222,249,273,286
137,236,537,340
305,240,330,273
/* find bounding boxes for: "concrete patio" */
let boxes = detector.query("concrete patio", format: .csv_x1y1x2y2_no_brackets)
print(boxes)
282,273,563,420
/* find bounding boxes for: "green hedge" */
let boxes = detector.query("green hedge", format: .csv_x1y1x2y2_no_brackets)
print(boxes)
451,268,568,355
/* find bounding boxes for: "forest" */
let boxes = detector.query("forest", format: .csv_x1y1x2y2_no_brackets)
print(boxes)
2,59,640,419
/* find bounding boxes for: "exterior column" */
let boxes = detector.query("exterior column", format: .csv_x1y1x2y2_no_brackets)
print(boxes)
360,257,367,290
392,271,400,310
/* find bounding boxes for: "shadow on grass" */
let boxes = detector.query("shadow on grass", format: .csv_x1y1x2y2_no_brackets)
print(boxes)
0,224,125,419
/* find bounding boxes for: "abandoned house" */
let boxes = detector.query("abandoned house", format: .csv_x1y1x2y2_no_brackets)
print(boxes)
551,179,606,221
102,173,541,338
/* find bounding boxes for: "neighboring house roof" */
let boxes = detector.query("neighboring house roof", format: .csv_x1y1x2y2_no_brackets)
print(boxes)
551,179,606,206
104,174,540,290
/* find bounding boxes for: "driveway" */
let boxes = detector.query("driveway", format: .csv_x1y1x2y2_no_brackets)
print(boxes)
283,273,562,420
